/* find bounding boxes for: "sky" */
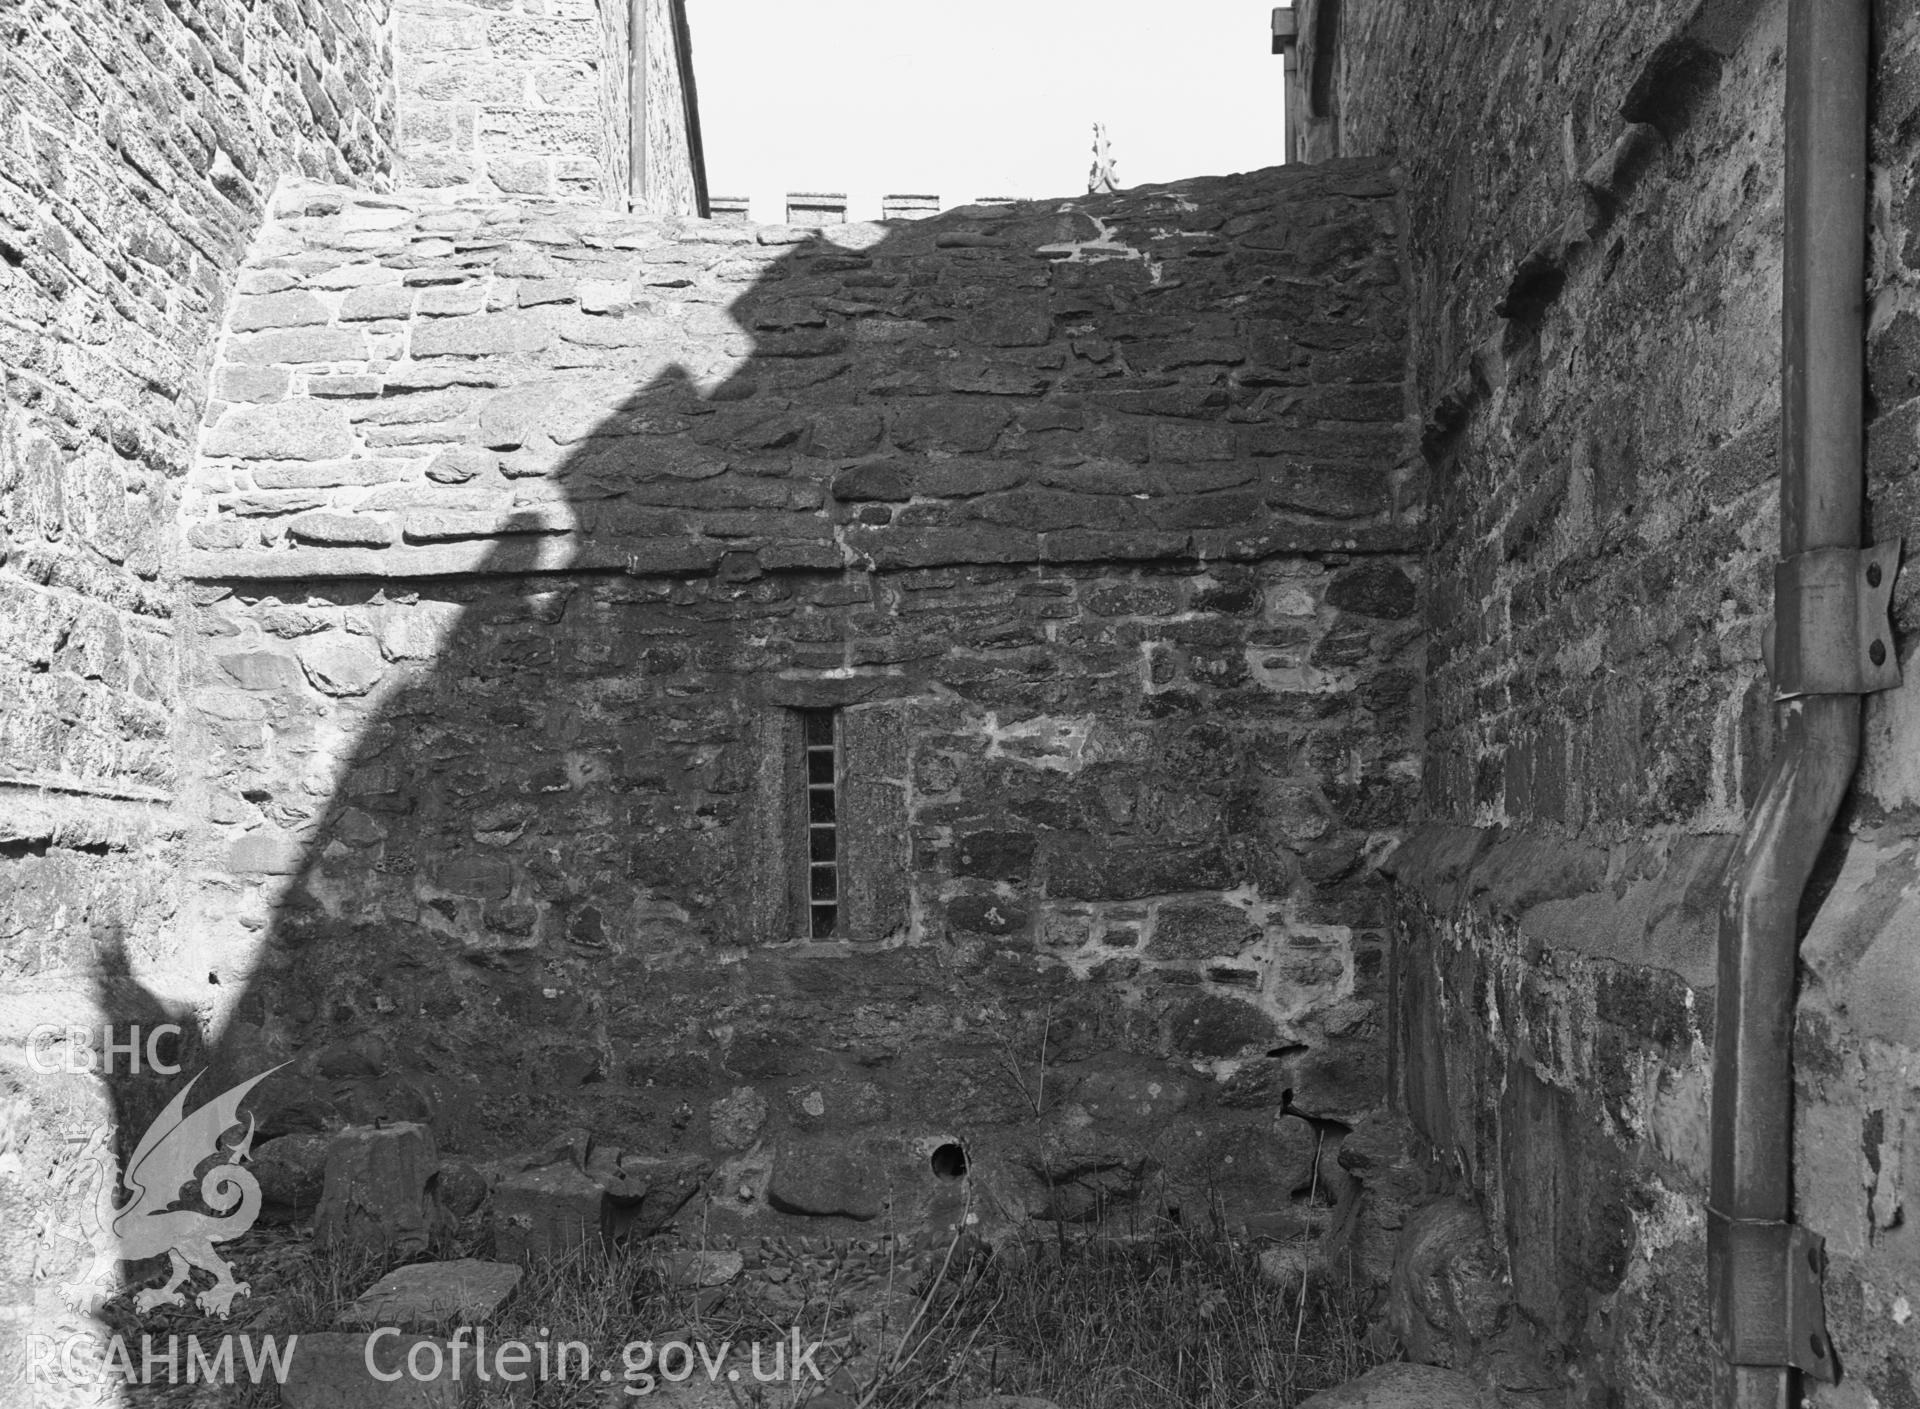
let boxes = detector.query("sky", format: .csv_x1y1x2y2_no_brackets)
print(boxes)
684,1,1288,223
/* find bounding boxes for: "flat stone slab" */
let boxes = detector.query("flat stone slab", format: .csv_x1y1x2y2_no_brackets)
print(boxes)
340,1260,523,1329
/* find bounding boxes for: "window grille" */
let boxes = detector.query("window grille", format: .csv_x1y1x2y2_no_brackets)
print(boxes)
800,708,838,938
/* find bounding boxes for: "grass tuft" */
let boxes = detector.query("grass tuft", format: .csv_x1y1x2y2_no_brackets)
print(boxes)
96,1201,1392,1408
857,1219,1391,1409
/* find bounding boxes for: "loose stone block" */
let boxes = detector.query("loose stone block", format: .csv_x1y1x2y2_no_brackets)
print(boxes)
491,1163,608,1261
314,1124,440,1257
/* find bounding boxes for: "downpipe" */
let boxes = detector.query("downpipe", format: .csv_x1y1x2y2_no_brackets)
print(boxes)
1708,1,1898,1405
1710,698,1855,1406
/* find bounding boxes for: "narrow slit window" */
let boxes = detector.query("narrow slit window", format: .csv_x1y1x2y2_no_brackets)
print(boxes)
800,708,838,938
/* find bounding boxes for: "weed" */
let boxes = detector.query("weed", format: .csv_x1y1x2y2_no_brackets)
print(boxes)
990,1003,1057,1120
853,1218,1393,1409
94,1194,1389,1408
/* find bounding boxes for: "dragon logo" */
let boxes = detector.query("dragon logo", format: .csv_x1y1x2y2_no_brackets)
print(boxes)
60,1065,285,1318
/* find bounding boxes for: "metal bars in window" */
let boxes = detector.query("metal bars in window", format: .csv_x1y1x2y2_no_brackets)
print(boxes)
800,708,838,938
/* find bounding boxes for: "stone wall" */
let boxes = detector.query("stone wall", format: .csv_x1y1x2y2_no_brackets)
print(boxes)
598,0,634,210
1323,0,1919,1404
1816,0,1920,1392
0,0,395,1346
395,0,610,199
637,0,702,217
172,162,1419,1248
394,0,702,211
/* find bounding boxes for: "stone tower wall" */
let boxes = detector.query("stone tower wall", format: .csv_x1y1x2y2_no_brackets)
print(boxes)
0,0,396,1331
0,6,396,1030
393,0,701,210
1320,0,1920,1402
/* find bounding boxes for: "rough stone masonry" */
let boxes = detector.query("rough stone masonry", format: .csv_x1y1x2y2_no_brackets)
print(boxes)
1313,0,1920,1404
0,0,1425,1349
0,0,696,1352
175,160,1417,1249
1,0,396,1301
1,0,394,963
26,1,1917,1405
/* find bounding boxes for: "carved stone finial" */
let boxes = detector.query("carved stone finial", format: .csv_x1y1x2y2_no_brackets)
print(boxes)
1088,123,1120,195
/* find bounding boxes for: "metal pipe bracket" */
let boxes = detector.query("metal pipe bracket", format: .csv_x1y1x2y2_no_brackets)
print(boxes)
1766,539,1903,699
1707,1210,1837,1381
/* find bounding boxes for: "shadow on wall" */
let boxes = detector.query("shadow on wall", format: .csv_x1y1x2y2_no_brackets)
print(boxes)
102,160,1420,1289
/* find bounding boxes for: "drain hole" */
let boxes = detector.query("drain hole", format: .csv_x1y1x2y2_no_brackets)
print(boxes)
929,1141,968,1180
